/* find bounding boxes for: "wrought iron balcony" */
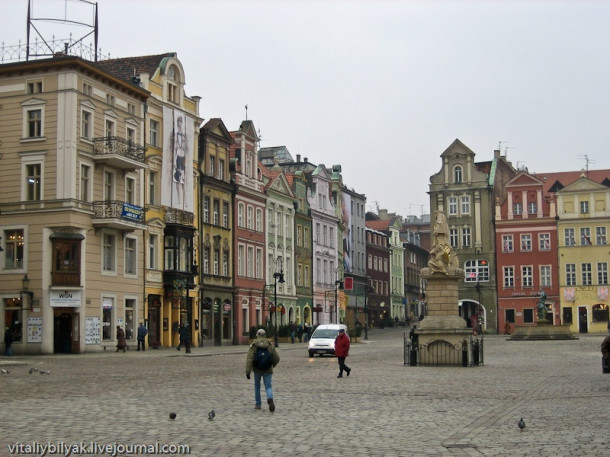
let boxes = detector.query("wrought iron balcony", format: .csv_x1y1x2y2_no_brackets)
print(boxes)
92,200,146,231
165,208,195,226
93,136,146,169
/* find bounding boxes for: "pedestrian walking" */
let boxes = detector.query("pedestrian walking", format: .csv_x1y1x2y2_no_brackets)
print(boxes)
297,323,303,342
289,321,296,344
335,328,351,378
303,322,311,342
116,326,126,352
137,322,148,351
602,334,610,373
176,323,187,351
245,328,280,412
4,326,14,356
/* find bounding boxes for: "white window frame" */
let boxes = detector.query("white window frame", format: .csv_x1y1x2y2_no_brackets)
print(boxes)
460,195,470,215
565,228,575,246
502,235,513,253
80,162,92,202
148,234,158,270
540,265,551,287
150,119,159,147
22,99,46,140
596,226,607,245
503,266,514,288
520,234,532,252
102,231,117,275
81,109,93,140
1,225,28,272
124,235,137,277
521,265,533,288
539,233,550,251
448,197,458,216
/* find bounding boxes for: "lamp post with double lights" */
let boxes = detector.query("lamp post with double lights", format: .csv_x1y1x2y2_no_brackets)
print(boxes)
272,257,285,347
20,274,34,310
334,279,344,324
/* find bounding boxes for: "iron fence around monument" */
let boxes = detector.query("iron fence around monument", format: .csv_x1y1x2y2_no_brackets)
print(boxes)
404,332,484,367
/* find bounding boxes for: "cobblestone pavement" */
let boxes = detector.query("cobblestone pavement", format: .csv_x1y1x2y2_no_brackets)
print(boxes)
1,329,609,457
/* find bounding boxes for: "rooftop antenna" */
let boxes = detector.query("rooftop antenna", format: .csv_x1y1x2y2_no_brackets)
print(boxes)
245,104,248,121
578,154,595,176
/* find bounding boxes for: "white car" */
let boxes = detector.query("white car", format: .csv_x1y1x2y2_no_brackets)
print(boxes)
307,324,349,357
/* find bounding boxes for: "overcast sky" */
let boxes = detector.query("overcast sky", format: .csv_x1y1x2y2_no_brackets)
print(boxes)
3,0,610,216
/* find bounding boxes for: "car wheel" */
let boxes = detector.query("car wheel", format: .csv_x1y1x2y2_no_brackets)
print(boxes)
309,351,314,357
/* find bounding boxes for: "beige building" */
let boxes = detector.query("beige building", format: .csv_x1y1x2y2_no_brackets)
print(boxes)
0,56,149,354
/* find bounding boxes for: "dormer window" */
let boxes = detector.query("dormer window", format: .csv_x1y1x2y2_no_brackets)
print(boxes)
454,165,463,183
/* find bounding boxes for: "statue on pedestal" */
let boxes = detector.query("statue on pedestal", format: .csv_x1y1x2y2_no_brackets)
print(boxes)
536,290,547,321
427,210,460,275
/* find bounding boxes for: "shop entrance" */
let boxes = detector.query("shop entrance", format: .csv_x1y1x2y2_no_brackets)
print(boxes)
54,311,72,353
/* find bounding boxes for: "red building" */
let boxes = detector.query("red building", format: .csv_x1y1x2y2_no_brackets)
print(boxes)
365,223,391,327
495,171,559,333
230,120,268,344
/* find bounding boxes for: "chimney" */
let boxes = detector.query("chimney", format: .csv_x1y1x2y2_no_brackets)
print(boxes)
297,154,301,162
494,149,501,159
304,157,308,163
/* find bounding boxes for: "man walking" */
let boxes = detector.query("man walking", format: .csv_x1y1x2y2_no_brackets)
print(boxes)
137,322,148,351
246,329,280,412
335,328,351,378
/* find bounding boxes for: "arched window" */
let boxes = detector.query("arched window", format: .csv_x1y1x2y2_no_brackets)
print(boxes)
454,165,463,183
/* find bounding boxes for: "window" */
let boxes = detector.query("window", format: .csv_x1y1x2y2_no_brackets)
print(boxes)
203,197,210,224
27,109,42,137
82,82,92,96
223,202,229,228
213,200,220,225
597,262,608,285
106,93,115,106
564,228,575,246
454,166,463,183
297,264,303,286
448,197,457,216
3,229,25,269
218,159,225,180
513,203,522,216
581,263,592,285
124,237,136,275
223,250,230,276
592,304,609,323
304,265,310,287
150,120,159,147
247,206,253,229
596,226,606,245
521,266,533,288
461,227,471,247
51,238,80,286
238,203,248,228
80,164,91,202
580,201,589,214
304,227,310,246
204,247,210,274
26,163,42,201
102,233,116,272
368,254,372,269
580,227,591,246
27,80,42,94
149,172,157,206
105,119,115,139
148,234,158,269
566,264,576,286
168,83,178,103
465,259,490,282
247,247,254,278
520,234,532,251
540,265,551,287
539,233,550,251
323,226,328,246
505,309,515,324
127,127,136,145
523,309,534,324
528,202,537,215
127,103,136,115
209,156,215,177
237,245,245,276
125,299,135,340
383,258,388,273
450,229,458,248
125,177,135,205
502,235,513,253
214,249,219,275
503,266,514,288
104,172,114,201
297,225,302,247
81,110,92,139
256,209,262,232
461,196,470,215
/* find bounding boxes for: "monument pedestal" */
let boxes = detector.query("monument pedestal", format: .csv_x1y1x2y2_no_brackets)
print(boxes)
415,269,477,366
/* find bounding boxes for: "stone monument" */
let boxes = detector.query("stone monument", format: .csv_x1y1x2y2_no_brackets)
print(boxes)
416,210,474,365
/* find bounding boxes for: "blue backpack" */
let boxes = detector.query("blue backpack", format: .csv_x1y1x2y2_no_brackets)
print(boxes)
253,346,272,370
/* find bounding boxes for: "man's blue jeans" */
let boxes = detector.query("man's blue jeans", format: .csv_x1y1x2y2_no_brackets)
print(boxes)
254,372,273,406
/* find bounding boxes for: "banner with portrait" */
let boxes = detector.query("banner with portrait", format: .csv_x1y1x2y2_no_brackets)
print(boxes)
162,107,194,212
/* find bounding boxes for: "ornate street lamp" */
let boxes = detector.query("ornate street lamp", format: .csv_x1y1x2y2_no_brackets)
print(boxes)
272,257,285,347
20,274,34,310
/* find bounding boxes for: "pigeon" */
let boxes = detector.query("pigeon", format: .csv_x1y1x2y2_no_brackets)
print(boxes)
1,368,9,374
29,368,38,374
169,412,177,420
208,410,215,421
40,370,50,375
518,418,526,431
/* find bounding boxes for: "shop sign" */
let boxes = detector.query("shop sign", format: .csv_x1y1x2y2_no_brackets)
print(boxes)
50,290,82,307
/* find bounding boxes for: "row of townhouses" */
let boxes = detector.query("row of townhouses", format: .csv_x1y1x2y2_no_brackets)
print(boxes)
0,52,428,355
429,139,610,335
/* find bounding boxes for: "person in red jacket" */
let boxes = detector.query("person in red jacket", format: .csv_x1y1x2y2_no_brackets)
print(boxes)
334,328,351,378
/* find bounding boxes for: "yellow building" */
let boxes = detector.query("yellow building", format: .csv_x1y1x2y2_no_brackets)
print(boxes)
556,171,610,333
97,53,203,349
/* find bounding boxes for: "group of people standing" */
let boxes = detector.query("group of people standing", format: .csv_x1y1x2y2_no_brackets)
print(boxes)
115,322,148,352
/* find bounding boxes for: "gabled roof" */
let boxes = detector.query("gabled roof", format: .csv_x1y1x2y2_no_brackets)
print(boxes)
440,138,475,159
201,118,233,143
366,220,390,232
506,171,545,188
95,53,176,83
532,169,610,193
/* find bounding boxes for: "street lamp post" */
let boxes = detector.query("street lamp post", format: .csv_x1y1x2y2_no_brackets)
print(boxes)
334,279,344,324
272,257,285,347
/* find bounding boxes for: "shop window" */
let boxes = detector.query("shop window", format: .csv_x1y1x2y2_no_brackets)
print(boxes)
592,304,609,323
523,308,534,323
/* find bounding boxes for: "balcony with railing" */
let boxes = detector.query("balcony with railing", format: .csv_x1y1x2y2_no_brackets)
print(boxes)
165,208,195,226
93,137,146,169
92,200,146,231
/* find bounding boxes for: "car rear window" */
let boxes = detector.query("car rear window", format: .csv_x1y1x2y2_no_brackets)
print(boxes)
312,329,339,339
